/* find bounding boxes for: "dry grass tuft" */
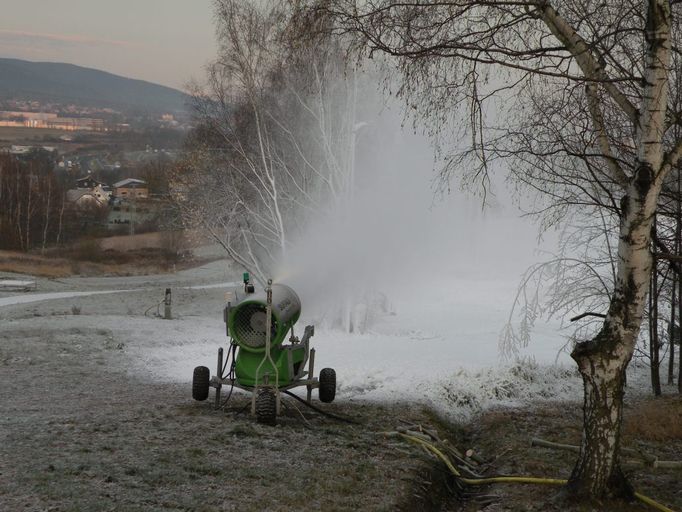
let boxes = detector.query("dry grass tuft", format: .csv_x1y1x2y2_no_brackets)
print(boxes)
623,396,682,442
466,399,682,511
0,251,72,278
0,248,208,278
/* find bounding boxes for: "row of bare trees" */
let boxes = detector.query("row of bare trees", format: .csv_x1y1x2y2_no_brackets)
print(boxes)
502,171,682,396
646,179,682,395
0,152,118,252
0,153,67,252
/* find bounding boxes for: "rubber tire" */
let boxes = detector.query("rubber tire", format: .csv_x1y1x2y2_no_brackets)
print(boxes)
256,389,277,426
319,368,336,403
192,366,210,401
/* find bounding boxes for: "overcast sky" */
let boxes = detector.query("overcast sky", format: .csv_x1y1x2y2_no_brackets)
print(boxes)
0,0,216,90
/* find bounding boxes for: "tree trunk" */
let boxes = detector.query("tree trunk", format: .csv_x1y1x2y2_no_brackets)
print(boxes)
673,264,682,395
566,2,674,497
668,272,676,386
678,169,682,392
15,171,24,251
649,226,662,396
41,177,52,254
567,166,659,500
25,176,32,250
566,342,634,500
56,193,65,247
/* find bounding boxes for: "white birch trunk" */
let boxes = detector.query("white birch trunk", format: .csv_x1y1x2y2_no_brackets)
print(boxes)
42,178,52,254
567,0,672,499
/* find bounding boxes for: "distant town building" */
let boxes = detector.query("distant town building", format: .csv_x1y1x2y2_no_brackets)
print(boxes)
113,178,148,199
0,110,110,131
66,174,111,207
76,175,104,189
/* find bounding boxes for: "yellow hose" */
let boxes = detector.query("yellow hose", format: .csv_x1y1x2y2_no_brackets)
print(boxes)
635,492,678,512
398,434,677,512
461,476,568,486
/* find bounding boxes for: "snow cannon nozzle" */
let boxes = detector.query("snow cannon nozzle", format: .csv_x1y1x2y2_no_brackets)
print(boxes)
227,283,302,351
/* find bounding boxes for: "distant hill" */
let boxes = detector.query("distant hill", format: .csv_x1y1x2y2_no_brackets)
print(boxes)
0,58,191,115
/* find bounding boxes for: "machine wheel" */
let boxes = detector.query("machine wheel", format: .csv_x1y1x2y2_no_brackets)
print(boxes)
256,389,277,426
319,368,336,403
192,366,210,401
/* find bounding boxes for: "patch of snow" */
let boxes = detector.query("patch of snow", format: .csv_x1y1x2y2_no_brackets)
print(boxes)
0,289,133,308
0,280,35,287
107,274,581,420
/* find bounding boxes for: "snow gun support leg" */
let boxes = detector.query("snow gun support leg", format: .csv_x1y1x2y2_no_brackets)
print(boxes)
214,347,223,410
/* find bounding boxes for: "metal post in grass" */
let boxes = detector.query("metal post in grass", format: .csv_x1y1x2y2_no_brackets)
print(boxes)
164,288,172,320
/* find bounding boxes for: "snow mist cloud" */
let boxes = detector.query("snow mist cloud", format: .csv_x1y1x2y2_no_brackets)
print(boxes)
275,93,548,329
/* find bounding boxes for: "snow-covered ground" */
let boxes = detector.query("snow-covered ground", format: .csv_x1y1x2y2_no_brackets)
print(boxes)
131,275,582,420
0,256,588,421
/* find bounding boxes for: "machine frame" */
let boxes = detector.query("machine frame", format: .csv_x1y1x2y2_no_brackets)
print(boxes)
209,324,320,416
193,276,335,425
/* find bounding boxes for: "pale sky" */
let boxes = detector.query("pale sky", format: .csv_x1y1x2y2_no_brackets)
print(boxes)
0,0,217,90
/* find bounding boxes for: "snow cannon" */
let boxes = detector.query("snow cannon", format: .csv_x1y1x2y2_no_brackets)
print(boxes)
191,278,336,426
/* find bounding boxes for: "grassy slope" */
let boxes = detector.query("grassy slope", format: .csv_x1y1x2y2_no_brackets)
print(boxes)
0,258,679,511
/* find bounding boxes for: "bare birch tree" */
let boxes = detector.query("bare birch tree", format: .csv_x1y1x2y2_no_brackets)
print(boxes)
301,0,682,502
178,0,365,284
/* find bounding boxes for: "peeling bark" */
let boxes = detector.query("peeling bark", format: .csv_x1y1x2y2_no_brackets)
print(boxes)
569,337,634,500
567,159,662,499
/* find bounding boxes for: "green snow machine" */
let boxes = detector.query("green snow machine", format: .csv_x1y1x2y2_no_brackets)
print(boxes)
191,274,336,425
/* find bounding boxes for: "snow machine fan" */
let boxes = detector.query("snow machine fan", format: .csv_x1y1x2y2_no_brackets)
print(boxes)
229,283,301,352
191,276,337,426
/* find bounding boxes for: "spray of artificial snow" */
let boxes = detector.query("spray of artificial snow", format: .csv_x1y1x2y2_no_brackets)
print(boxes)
275,98,546,336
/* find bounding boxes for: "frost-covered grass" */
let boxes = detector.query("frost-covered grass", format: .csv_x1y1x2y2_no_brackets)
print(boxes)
0,261,582,420
433,362,582,420
1,259,679,510
117,273,580,422
0,321,448,511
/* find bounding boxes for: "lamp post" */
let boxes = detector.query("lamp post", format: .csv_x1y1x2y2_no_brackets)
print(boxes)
350,121,369,202
342,120,369,333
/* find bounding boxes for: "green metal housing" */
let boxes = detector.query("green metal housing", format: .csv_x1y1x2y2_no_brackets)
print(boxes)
228,283,305,387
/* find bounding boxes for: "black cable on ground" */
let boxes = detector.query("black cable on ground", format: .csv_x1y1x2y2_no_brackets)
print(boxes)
282,390,361,424
220,343,236,377
143,298,165,317
219,381,235,409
